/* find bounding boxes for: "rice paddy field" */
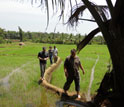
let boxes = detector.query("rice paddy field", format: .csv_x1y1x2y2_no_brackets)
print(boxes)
0,42,110,106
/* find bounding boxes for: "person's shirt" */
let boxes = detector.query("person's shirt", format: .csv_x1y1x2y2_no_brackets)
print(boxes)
48,49,53,57
64,55,81,76
38,51,48,64
53,48,58,57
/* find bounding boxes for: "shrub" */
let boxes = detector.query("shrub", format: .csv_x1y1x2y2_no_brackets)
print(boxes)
0,37,5,44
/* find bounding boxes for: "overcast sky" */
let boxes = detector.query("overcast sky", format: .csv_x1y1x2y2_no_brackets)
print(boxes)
0,0,116,35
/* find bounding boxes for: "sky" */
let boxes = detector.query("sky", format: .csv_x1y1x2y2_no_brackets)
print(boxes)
0,0,116,35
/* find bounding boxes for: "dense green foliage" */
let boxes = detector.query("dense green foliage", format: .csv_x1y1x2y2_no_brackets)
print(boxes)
0,27,105,45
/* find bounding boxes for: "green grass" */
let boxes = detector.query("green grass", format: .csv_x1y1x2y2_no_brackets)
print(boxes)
51,44,110,94
0,42,57,106
0,42,110,106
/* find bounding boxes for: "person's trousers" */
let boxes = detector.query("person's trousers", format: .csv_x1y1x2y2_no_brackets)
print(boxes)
54,56,58,63
49,56,53,64
63,73,80,92
40,63,46,78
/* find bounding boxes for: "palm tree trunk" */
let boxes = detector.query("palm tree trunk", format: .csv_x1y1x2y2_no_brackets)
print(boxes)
110,39,124,93
94,39,124,106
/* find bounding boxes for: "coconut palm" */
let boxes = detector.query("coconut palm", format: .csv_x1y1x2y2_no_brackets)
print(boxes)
30,0,124,106
18,26,23,42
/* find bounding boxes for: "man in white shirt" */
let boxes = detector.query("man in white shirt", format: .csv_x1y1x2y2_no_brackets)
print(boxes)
53,46,58,63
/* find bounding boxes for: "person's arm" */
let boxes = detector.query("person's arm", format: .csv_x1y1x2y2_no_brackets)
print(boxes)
44,57,49,60
56,49,58,56
64,67,68,77
38,57,44,60
38,52,44,60
44,52,49,60
79,64,85,75
64,58,68,77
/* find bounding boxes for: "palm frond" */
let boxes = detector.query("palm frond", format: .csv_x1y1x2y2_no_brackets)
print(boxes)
78,18,95,22
52,0,55,10
91,2,109,21
45,0,49,29
87,1,109,21
105,0,113,16
69,0,73,16
67,4,86,27
76,27,100,53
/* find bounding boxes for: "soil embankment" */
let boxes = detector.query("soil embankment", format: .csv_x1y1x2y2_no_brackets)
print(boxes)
41,57,64,94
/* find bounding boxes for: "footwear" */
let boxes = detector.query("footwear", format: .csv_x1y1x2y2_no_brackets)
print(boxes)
77,95,81,99
38,79,42,85
42,77,45,80
64,90,68,95
62,91,68,97
63,90,68,96
40,77,45,81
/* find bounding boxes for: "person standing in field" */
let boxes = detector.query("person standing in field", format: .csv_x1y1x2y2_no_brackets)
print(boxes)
38,47,49,82
48,46,53,64
63,49,85,99
53,46,58,63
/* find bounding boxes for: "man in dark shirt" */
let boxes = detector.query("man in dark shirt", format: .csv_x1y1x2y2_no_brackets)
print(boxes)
38,47,48,82
63,49,85,99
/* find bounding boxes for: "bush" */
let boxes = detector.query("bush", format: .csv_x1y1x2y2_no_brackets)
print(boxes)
6,39,12,44
0,37,5,44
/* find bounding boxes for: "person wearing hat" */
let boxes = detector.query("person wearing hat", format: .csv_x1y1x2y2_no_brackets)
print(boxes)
63,49,85,99
38,47,49,83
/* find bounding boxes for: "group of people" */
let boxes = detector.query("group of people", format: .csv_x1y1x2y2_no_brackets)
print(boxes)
38,47,85,99
48,46,58,64
38,46,58,81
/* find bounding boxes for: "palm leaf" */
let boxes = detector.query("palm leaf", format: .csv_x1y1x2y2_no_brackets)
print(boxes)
44,0,49,29
76,27,100,53
67,4,86,26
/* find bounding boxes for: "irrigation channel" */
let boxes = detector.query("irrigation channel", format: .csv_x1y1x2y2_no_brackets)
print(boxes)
41,56,99,107
0,62,30,90
86,55,99,101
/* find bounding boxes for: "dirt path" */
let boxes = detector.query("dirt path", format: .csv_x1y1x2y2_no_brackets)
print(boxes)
0,62,29,90
41,57,64,93
86,55,99,101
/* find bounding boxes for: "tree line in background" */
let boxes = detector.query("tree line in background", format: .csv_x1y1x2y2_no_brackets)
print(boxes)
0,27,105,45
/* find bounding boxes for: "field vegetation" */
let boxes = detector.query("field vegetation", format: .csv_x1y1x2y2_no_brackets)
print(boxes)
0,42,110,106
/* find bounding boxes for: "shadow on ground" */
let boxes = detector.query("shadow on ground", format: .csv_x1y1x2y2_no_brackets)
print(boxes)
56,93,94,107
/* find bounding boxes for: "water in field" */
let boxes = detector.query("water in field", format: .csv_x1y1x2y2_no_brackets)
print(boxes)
0,43,110,106
0,81,58,107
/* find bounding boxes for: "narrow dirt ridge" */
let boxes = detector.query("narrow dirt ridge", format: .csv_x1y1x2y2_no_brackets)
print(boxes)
0,62,29,90
86,55,99,101
41,57,64,94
